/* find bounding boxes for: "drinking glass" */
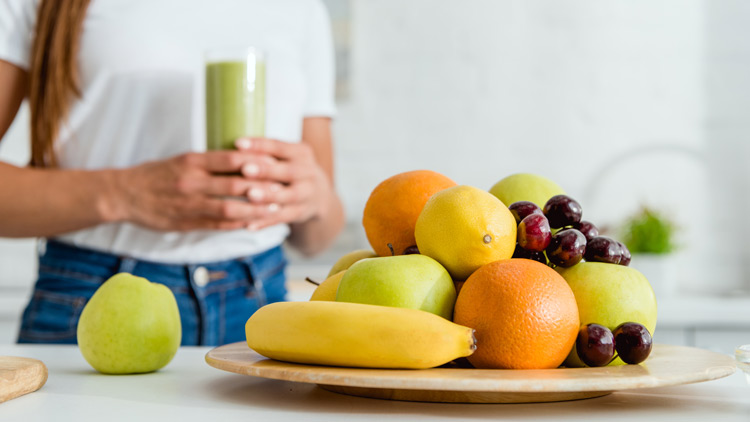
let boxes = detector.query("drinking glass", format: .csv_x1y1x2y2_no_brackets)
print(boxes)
205,47,266,150
736,344,750,384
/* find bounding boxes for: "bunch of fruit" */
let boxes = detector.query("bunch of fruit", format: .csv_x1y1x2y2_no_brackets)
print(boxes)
244,171,658,371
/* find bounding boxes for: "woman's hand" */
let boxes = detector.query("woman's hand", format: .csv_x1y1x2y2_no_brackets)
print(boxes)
112,150,280,232
234,137,336,231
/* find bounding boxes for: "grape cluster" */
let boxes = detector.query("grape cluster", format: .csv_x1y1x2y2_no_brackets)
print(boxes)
576,322,653,366
509,195,632,268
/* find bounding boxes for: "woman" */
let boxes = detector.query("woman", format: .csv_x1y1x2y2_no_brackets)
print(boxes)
0,0,344,345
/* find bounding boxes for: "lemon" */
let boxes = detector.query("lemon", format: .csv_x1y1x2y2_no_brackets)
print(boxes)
310,271,346,301
489,173,565,208
415,185,517,280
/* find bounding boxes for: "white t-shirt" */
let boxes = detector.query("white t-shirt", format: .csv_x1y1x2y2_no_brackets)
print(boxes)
0,0,336,263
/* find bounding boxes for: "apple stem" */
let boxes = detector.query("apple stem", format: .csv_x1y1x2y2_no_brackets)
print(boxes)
387,243,395,256
305,277,320,286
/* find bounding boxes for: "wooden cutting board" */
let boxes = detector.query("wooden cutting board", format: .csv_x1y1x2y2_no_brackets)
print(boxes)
0,357,48,404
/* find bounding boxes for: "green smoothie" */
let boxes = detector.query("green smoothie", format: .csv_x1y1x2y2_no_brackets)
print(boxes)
205,60,266,150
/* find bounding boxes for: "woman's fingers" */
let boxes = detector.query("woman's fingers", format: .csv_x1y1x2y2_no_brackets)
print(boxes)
236,138,319,183
246,181,311,205
235,137,314,161
173,151,281,197
190,174,253,197
246,204,308,231
244,179,330,230
232,139,333,227
155,198,281,231
121,152,297,232
240,157,315,184
191,150,276,175
122,145,327,232
197,196,281,221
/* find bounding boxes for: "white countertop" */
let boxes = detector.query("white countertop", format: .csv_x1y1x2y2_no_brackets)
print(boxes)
1,344,748,422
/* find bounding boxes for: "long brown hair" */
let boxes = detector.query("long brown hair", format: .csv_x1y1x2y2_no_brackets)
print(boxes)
29,0,91,167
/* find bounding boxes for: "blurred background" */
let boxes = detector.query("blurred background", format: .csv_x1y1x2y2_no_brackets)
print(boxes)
2,1,749,350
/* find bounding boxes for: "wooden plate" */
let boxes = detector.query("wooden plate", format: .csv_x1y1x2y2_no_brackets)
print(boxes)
205,343,736,403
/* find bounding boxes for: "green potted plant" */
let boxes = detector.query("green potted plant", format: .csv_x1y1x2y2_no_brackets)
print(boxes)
621,207,679,298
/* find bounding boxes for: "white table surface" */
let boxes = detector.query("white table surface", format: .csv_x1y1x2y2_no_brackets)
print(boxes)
1,344,748,422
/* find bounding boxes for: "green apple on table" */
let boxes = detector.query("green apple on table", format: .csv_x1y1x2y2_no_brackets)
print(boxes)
327,249,378,277
77,273,182,374
335,255,456,320
557,262,657,367
489,173,565,207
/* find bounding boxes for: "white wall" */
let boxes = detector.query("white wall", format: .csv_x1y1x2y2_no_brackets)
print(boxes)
335,0,720,292
705,0,750,286
2,1,750,299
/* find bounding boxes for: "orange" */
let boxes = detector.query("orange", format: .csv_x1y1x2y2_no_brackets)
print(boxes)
453,259,579,369
363,170,456,257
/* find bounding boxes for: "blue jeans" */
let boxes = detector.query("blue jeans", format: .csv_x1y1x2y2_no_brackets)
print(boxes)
17,240,287,346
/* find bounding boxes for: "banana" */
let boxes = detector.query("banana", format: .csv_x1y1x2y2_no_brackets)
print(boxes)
245,301,476,369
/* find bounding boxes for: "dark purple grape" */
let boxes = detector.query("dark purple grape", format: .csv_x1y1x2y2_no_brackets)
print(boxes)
508,201,543,225
584,236,622,264
512,245,548,264
545,229,586,267
517,214,552,252
574,220,599,242
403,245,420,255
613,322,652,364
576,323,615,367
543,195,583,229
618,242,631,266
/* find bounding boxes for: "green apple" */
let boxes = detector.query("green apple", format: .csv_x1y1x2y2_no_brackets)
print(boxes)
310,271,346,301
327,249,378,277
335,255,456,319
77,273,182,374
557,262,657,366
489,173,565,208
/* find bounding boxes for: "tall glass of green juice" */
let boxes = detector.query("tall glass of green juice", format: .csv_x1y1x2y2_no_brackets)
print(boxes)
205,47,266,150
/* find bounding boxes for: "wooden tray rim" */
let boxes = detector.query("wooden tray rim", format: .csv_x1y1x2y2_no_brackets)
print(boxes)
205,343,737,394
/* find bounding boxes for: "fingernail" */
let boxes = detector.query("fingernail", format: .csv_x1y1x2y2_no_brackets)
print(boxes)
243,163,260,176
235,138,252,150
269,184,281,192
248,188,264,201
247,223,259,231
268,203,280,213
